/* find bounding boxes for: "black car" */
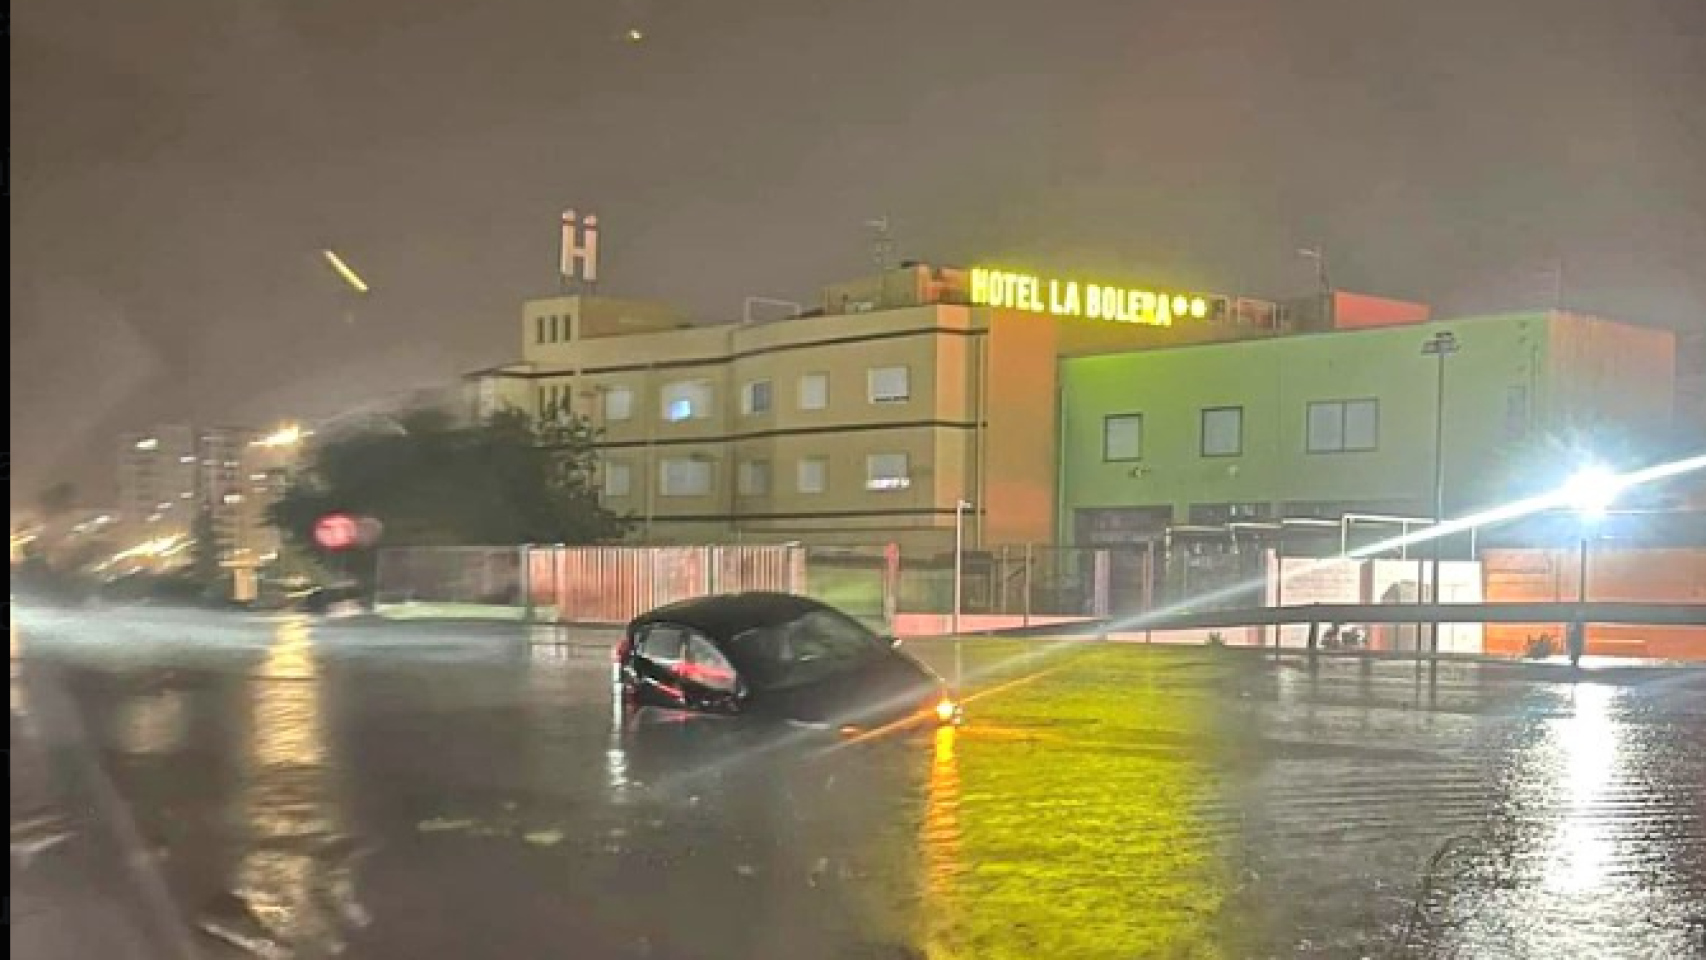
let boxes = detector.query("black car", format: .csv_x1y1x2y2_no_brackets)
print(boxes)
615,592,961,730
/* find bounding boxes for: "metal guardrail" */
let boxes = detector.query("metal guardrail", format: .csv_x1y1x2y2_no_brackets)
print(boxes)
1116,602,1706,632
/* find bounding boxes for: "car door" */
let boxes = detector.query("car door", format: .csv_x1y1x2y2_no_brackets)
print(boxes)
631,623,690,707
677,633,743,713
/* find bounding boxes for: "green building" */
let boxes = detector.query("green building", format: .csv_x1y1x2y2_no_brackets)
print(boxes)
1058,311,1677,549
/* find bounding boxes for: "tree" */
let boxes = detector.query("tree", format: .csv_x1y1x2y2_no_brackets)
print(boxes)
267,404,627,552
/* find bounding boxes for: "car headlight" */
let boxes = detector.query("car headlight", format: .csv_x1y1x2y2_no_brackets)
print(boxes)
935,698,961,724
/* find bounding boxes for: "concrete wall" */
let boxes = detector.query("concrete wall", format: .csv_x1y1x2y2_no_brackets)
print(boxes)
1482,547,1706,660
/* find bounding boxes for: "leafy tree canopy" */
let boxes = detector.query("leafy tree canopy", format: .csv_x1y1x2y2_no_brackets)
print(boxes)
268,406,628,550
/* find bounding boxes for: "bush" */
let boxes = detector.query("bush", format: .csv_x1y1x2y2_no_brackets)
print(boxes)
1524,633,1557,659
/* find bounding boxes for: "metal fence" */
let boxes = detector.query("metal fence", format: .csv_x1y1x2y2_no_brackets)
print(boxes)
526,544,806,624
375,546,524,607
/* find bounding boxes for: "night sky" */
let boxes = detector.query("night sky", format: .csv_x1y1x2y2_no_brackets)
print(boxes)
11,0,1706,504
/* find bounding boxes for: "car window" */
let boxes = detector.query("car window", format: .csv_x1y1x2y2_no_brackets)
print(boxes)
730,610,885,690
679,634,739,693
637,625,686,665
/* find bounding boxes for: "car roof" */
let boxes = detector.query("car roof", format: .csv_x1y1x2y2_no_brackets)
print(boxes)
630,592,835,641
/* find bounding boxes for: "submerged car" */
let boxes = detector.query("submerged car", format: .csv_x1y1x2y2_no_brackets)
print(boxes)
615,592,960,730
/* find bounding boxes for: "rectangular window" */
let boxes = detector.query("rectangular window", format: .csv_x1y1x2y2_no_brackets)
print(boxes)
741,380,773,416
637,625,685,665
797,457,828,494
1201,407,1243,457
603,462,632,498
1308,399,1380,453
535,315,547,344
865,453,911,491
661,380,712,422
868,366,911,404
1343,399,1379,451
603,386,634,421
738,459,770,496
798,373,829,411
660,457,712,496
1103,414,1143,461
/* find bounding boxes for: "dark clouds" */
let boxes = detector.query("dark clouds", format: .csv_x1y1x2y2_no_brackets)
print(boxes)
11,0,1706,501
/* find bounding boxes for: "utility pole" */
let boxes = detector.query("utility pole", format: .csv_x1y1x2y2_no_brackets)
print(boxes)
1421,331,1461,658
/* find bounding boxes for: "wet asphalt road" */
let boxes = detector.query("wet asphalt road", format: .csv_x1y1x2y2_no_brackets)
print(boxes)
11,608,1706,959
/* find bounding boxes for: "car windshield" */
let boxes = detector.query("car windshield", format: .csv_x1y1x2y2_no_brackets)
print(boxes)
729,610,887,690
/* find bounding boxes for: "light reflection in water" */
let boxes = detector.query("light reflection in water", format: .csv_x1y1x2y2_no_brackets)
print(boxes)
922,725,961,896
230,616,353,950
919,724,963,956
1545,683,1620,896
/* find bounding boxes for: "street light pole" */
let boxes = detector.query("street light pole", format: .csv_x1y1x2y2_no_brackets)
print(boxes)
1576,524,1590,637
1562,465,1623,668
1420,331,1460,657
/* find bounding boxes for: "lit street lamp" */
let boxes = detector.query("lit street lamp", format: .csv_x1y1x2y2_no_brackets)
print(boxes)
1420,330,1460,656
1561,465,1626,667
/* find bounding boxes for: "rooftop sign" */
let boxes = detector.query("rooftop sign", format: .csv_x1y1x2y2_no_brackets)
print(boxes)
969,267,1211,327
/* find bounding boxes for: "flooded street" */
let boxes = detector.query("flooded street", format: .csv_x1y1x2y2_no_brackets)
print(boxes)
13,609,1706,959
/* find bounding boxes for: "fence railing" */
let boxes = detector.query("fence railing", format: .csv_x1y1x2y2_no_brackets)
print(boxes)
526,544,806,624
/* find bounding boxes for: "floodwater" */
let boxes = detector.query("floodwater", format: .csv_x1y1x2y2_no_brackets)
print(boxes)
12,608,1706,959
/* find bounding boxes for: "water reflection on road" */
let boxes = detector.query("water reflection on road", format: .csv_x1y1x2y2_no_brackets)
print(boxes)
14,613,1706,959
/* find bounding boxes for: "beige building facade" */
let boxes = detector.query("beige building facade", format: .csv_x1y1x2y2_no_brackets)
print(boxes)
471,265,1278,552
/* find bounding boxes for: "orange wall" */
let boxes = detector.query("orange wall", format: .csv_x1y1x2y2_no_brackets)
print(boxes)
1545,313,1676,430
980,308,1250,545
982,311,1061,546
1332,292,1431,330
1482,547,1706,660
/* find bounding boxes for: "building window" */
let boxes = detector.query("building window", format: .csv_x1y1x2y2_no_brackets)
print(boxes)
1307,399,1379,453
741,380,773,416
539,383,569,417
1103,414,1143,461
798,373,829,411
868,366,910,404
603,461,632,498
603,386,634,421
1201,407,1243,457
535,316,547,344
865,453,911,491
660,457,712,497
738,459,770,496
797,457,828,494
661,380,713,422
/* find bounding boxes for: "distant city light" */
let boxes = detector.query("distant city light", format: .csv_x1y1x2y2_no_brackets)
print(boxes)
626,27,645,42
135,437,160,451
253,424,308,448
321,250,371,294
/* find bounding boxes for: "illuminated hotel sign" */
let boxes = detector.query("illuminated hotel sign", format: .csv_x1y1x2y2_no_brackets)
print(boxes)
969,267,1211,327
